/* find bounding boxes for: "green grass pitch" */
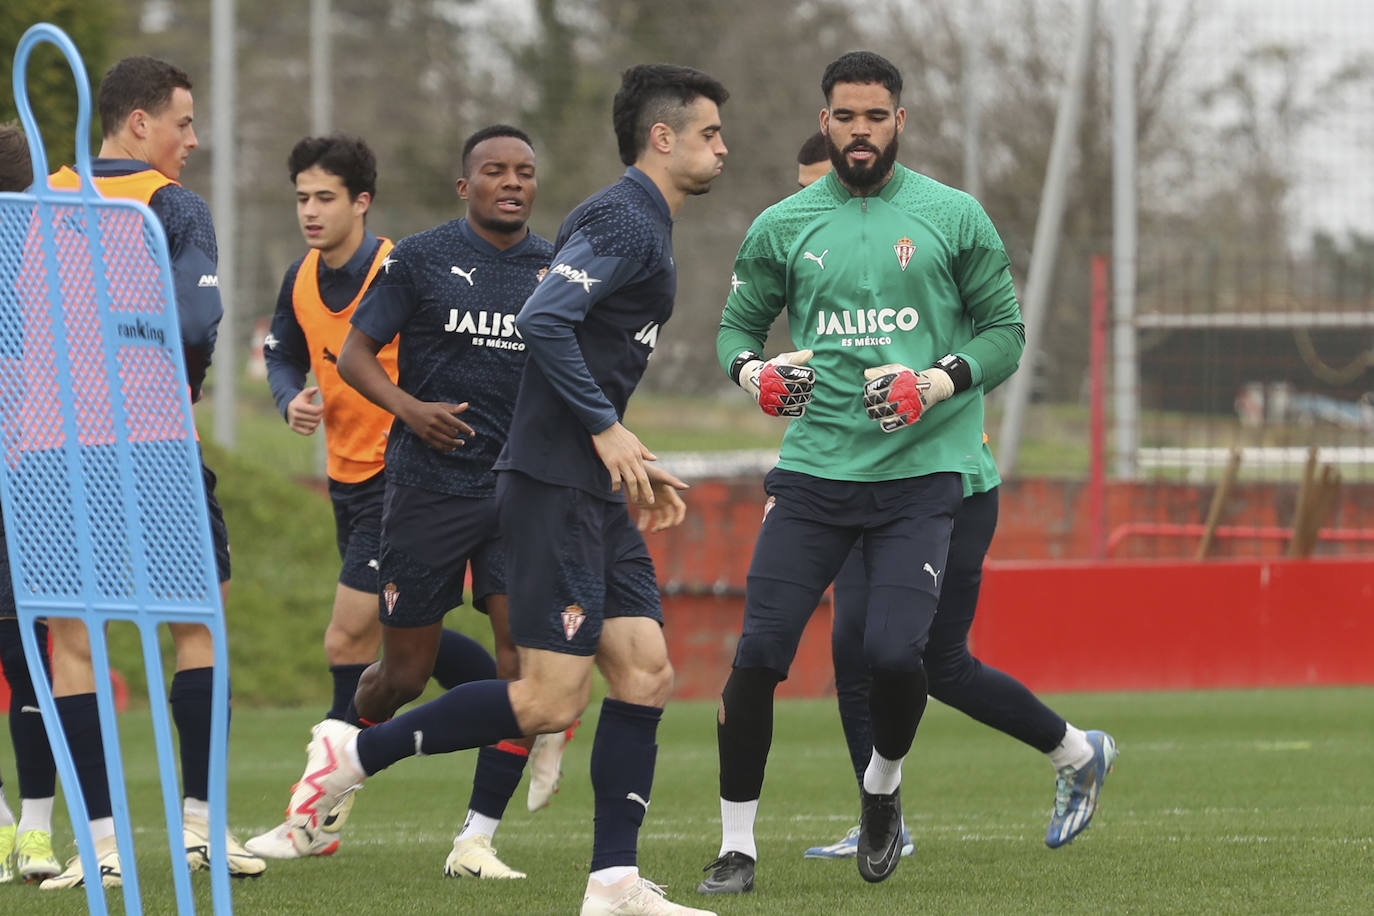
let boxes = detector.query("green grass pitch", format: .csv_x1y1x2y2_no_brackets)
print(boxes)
2,687,1370,914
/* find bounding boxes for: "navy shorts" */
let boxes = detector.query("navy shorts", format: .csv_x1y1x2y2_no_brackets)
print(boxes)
202,459,231,584
376,482,504,628
496,471,662,657
734,467,962,677
329,471,385,592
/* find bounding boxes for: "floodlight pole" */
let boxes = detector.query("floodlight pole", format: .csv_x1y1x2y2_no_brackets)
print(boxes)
1112,0,1140,477
310,0,332,477
996,0,1098,475
212,0,237,448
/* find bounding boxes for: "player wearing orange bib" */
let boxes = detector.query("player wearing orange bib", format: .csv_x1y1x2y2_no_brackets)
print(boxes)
39,55,265,891
248,135,394,858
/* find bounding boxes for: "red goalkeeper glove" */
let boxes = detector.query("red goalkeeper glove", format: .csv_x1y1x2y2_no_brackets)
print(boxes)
731,349,816,418
862,362,955,432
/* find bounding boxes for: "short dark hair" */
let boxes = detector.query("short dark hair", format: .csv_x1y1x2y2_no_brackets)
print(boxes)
797,131,828,167
288,134,378,200
0,122,33,193
821,51,902,105
461,125,534,175
98,56,192,139
612,64,729,166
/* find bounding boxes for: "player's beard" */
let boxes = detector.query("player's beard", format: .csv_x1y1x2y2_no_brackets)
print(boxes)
828,134,899,195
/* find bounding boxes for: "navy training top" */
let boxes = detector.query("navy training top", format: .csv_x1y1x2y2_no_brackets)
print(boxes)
494,167,676,501
351,218,553,498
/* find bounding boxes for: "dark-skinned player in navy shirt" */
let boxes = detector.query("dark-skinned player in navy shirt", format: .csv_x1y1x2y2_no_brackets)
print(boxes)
284,65,730,916
277,125,556,880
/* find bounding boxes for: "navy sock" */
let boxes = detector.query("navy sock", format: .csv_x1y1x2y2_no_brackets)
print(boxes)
327,664,369,721
589,698,661,871
868,666,927,761
430,629,497,690
169,667,215,801
717,667,781,801
355,679,519,776
467,744,528,820
0,619,57,797
55,693,112,820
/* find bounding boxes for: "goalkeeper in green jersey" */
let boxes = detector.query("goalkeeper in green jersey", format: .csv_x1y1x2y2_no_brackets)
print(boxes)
700,50,1025,894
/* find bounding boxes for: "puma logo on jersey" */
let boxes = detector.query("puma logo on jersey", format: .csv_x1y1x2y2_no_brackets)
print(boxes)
322,346,338,364
626,792,650,811
197,274,219,287
634,322,660,349
803,249,829,270
923,562,940,586
381,255,397,273
550,262,600,292
730,272,747,294
450,265,476,285
263,332,280,350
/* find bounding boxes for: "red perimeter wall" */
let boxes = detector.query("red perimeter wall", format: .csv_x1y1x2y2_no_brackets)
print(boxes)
5,479,1369,705
651,478,1374,699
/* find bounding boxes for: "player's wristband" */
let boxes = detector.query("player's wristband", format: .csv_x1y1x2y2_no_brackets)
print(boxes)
934,354,972,394
729,349,762,387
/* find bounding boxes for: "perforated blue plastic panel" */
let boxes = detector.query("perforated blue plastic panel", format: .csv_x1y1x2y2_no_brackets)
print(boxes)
0,23,232,915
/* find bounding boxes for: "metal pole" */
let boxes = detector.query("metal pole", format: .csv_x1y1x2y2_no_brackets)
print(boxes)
962,0,983,201
311,0,332,134
311,0,332,478
211,0,236,448
996,0,1098,475
1112,0,1139,477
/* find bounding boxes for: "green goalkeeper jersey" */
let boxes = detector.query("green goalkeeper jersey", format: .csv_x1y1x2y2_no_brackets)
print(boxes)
718,163,1025,482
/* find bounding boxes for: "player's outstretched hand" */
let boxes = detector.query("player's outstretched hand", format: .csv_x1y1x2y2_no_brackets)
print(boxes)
592,421,655,505
636,466,689,533
286,385,323,435
403,400,475,451
862,363,954,432
737,349,816,417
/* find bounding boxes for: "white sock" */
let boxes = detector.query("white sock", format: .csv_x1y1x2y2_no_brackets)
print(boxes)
862,749,903,796
456,810,500,842
90,817,115,841
343,734,365,777
18,796,55,833
1047,724,1093,770
718,797,759,860
183,797,210,821
589,865,637,887
0,789,14,827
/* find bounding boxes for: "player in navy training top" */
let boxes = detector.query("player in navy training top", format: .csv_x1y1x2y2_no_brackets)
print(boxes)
283,66,729,916
38,56,265,889
279,126,555,879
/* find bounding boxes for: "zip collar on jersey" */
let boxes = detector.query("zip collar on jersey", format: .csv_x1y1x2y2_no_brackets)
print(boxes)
86,157,166,179
821,161,910,205
455,216,540,259
623,166,672,223
316,228,379,284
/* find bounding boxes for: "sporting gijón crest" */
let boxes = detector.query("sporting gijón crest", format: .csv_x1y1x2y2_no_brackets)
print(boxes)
894,237,916,271
562,604,586,640
383,582,400,615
